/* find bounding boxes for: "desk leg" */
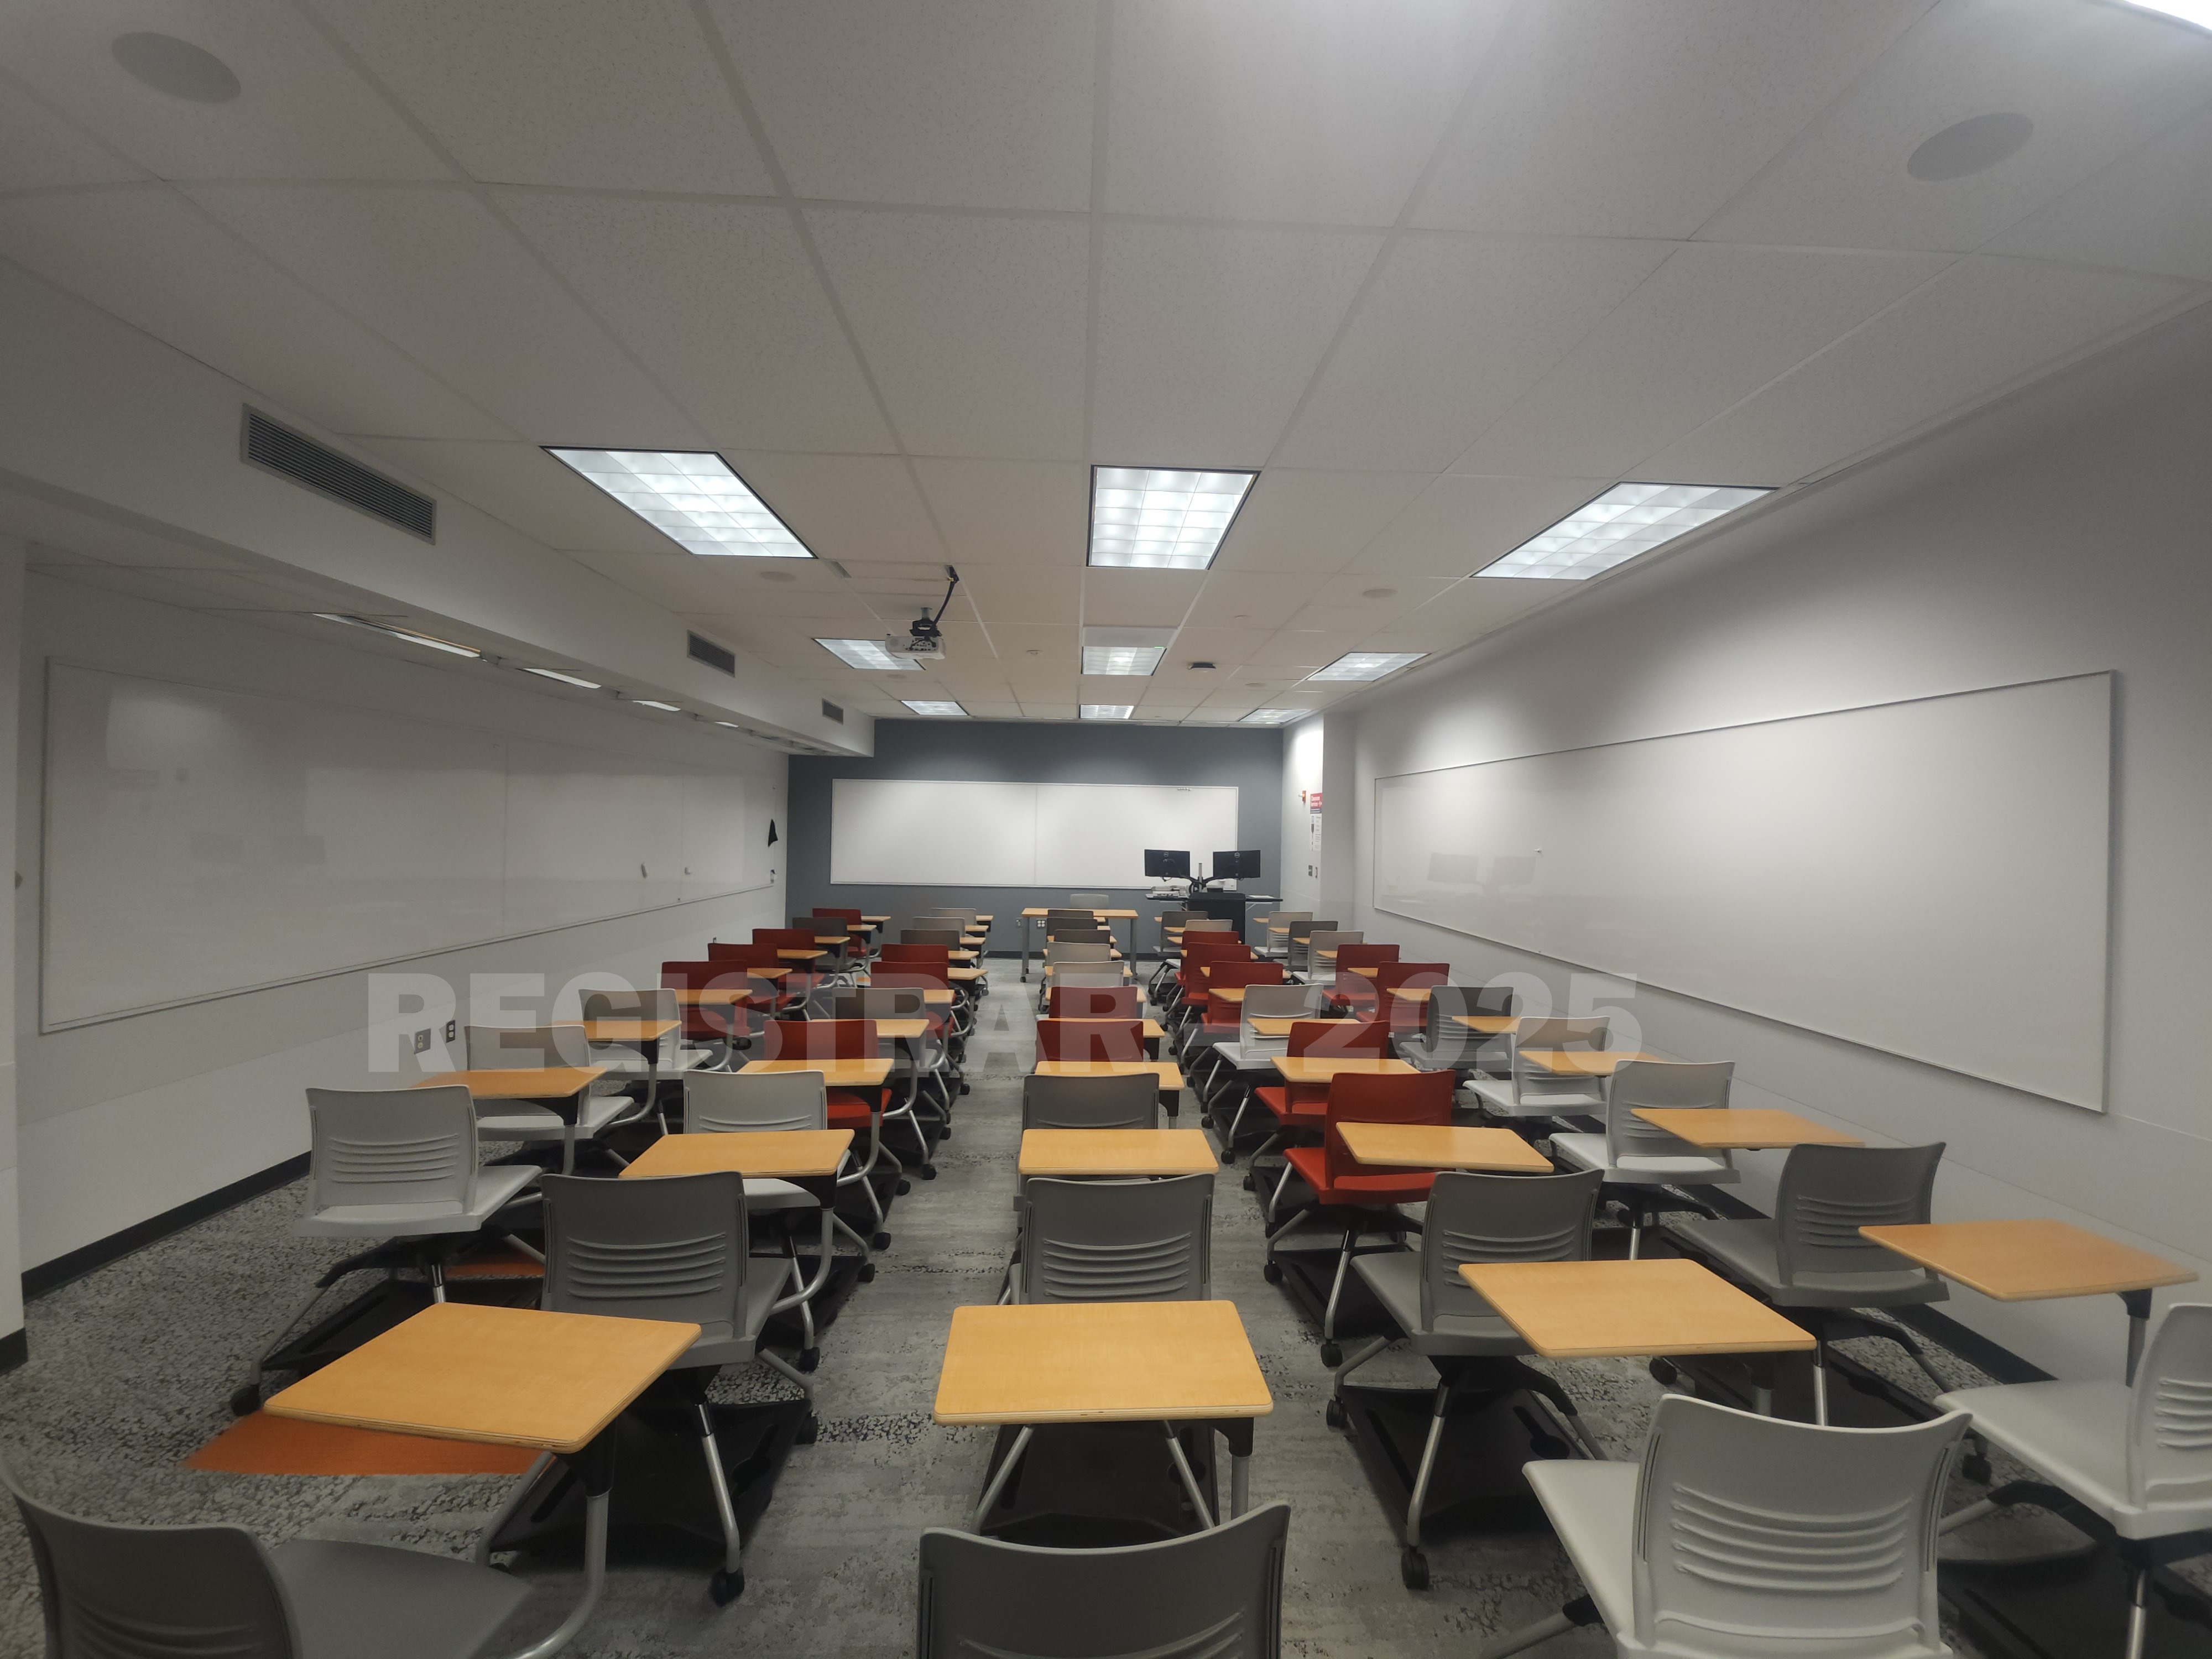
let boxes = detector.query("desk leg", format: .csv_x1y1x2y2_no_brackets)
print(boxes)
2124,1289,2151,1386
1746,1354,1777,1418
973,1425,1032,1530
1222,1418,1254,1520
1020,916,1032,982
1162,1423,1214,1526
503,1431,615,1659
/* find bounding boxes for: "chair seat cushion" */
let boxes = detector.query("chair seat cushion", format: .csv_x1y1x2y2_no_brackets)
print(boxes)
271,1537,529,1659
1935,1380,2212,1541
684,1267,795,1366
1354,1250,1529,1355
826,1088,885,1125
1665,1216,1946,1308
1285,1145,1434,1205
1550,1133,1738,1185
1254,1085,1290,1121
743,1177,818,1213
1523,1461,1639,1639
298,1164,539,1240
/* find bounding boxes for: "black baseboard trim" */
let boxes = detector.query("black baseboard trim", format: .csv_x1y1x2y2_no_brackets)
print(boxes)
22,1152,310,1302
0,1327,25,1374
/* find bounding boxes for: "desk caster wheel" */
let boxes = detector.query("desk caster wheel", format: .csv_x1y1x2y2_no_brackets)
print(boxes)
797,1347,820,1373
1220,1149,1236,1165
796,1413,819,1447
857,1261,877,1282
959,1083,971,1095
872,1232,893,1250
1400,1548,1428,1590
1262,1261,1282,1285
1319,1340,1343,1367
1648,1358,1680,1387
937,1124,953,1139
1962,1453,1992,1485
228,1385,261,1418
895,1179,912,1196
1324,1399,1347,1429
917,1165,937,1180
1240,1173,1255,1191
709,1567,745,1606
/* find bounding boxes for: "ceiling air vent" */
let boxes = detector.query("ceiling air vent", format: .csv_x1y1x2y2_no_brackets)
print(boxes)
686,631,737,676
241,408,434,541
820,700,844,724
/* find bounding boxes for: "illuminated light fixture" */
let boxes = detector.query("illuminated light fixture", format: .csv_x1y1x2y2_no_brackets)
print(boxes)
1087,466,1259,570
714,721,744,729
902,700,969,717
2116,0,2212,28
1305,651,1426,683
816,637,921,672
544,448,812,558
1240,707,1304,726
519,666,602,689
314,613,478,658
1478,482,1772,581
1082,644,1166,674
629,698,681,712
1080,704,1134,720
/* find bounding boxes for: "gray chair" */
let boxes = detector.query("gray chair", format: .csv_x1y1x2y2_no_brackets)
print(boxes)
1396,983,1516,1072
1936,1303,2212,1659
1284,919,1334,979
1463,1018,1612,1121
1550,1061,1740,1257
581,987,687,1122
1256,910,1310,961
1201,983,1327,1133
1298,930,1361,985
1666,1142,1952,1422
1335,1168,1607,1588
917,1501,1290,1659
902,928,966,947
462,1022,644,1173
1045,940,1114,963
1013,1174,1212,1303
1022,1070,1161,1130
1481,1395,1965,1659
535,1171,815,1606
4,1458,530,1659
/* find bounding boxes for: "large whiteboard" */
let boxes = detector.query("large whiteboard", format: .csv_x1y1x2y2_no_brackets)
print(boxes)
42,664,771,1028
831,779,1240,888
1373,675,2111,1109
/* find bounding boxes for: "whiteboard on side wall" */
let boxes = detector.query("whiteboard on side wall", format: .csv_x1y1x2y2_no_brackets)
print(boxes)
829,778,1240,888
1372,674,2112,1110
41,663,771,1029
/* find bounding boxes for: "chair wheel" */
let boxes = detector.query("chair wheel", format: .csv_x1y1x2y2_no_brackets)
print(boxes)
872,1231,893,1250
1962,1454,1992,1485
1220,1150,1236,1165
917,1165,938,1180
228,1385,262,1418
1324,1398,1347,1429
1400,1547,1429,1590
1262,1261,1283,1285
1240,1173,1255,1191
797,1347,820,1373
895,1180,912,1196
709,1567,745,1606
795,1413,819,1447
1319,1340,1343,1367
937,1124,952,1138
959,1083,971,1095
857,1261,878,1282
1647,1357,1679,1387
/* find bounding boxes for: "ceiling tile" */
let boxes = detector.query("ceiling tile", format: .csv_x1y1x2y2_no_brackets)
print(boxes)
352,439,671,551
808,209,1088,460
1357,577,1561,649
0,1,448,180
0,187,509,441
675,452,940,570
1105,0,1507,225
316,0,774,193
1079,567,1206,627
1210,469,1429,575
1181,570,1328,630
1412,0,1926,237
704,0,1095,211
1275,233,1673,471
563,551,800,615
911,458,1088,568
498,191,890,453
1248,630,1357,669
1018,700,1078,719
1092,222,1383,466
1698,0,2212,255
956,562,1084,628
1164,627,1273,667
1645,255,2199,484
1349,473,1608,580
1991,104,2212,282
0,80,140,191
1451,243,1955,479
189,184,700,444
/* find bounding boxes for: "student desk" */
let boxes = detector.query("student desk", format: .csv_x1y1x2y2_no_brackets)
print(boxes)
852,977,956,1008
1462,1256,1813,1416
935,1300,1271,1527
266,1302,696,1658
1018,1128,1217,1178
582,1017,677,1046
777,949,829,964
1338,1121,1553,1173
623,1129,851,1180
1033,1059,1185,1120
861,915,891,926
1859,1218,2197,1383
739,1057,894,1088
1041,1017,1167,1058
1020,907,1140,979
1634,1108,1860,1149
1514,1050,1667,1077
414,1066,609,1175
1269,1056,1416,1084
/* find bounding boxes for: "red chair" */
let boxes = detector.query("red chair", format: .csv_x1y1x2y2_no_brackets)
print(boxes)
661,959,771,1060
1035,1018,1147,1064
706,941,805,1012
1340,959,1449,1025
1174,957,1282,1046
1176,938,1253,1009
1249,1019,1396,1207
1271,1069,1457,1359
1332,942,1400,975
1047,984,1140,1020
879,943,951,967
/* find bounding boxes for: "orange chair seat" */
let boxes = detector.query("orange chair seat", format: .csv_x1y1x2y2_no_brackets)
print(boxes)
826,1091,884,1128
1284,1145,1435,1206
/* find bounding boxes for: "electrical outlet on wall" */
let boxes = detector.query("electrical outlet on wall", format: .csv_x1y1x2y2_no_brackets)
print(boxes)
444,1019,457,1042
413,1027,431,1054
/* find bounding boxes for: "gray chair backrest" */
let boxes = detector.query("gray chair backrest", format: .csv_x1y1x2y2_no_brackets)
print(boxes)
917,1501,1288,1659
542,1171,744,1344
1291,919,1334,942
1022,1071,1160,1130
305,1086,482,1218
1182,917,1233,933
1019,1175,1211,1303
1773,1142,1944,1285
684,1070,828,1134
2129,1303,2212,1510
1306,930,1361,963
581,985,675,1022
1068,893,1111,906
1045,941,1113,963
3,1462,304,1659
1421,1169,1601,1330
1241,983,1324,1022
1046,909,1095,926
918,909,975,925
903,929,964,946
1631,1395,1964,1658
1606,1060,1735,1161
1046,927,1111,945
1417,983,1514,1061
1051,966,1126,987
833,987,926,1020
1159,909,1193,930
464,1022,589,1069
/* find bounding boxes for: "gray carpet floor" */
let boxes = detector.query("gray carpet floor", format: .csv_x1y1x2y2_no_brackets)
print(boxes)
0,976,2119,1657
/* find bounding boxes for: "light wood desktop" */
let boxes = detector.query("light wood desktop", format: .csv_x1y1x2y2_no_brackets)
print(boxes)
674,980,783,1007
1452,1015,1521,1035
853,978,955,1007
1033,1059,1185,1091
621,1129,852,1180
412,1066,607,1102
1337,1122,1554,1173
1634,1108,1861,1149
862,915,891,925
1462,1258,1814,1361
740,1057,893,1087
1270,1056,1416,1084
1247,1015,1302,1036
948,966,982,982
1018,1128,1217,1178
1020,907,1139,920
1043,1016,1167,1041
776,949,828,963
581,1018,677,1045
871,1017,930,1040
1514,1050,1667,1077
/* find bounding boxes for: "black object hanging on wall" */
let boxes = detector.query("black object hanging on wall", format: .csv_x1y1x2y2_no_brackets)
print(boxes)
767,818,779,846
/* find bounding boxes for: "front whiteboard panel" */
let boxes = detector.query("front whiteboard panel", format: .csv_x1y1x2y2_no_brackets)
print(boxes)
1374,675,2111,1109
831,778,1239,888
43,664,770,1028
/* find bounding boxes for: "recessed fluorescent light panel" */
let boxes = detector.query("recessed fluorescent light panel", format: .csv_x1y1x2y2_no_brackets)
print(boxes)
1240,708,1304,726
1306,652,1426,684
1080,704,1135,720
544,448,812,559
816,637,922,672
2117,1,2212,28
314,613,479,658
629,699,681,712
902,700,969,717
1088,467,1259,570
519,666,602,689
1478,483,1773,581
1082,644,1166,675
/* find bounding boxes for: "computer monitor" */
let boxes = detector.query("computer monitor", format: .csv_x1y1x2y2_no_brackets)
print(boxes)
1212,849,1261,880
1144,848,1191,879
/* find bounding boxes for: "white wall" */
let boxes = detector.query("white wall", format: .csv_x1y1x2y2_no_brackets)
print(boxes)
1328,309,2212,1382
14,571,789,1271
1277,719,1324,915
0,539,22,1342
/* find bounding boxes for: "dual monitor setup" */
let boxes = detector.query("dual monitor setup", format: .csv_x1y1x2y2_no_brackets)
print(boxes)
1144,847,1261,889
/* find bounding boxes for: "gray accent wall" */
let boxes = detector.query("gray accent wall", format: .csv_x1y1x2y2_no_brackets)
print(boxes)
788,721,1284,956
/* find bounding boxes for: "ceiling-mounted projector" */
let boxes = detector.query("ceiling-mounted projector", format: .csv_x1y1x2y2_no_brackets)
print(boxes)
890,567,959,661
